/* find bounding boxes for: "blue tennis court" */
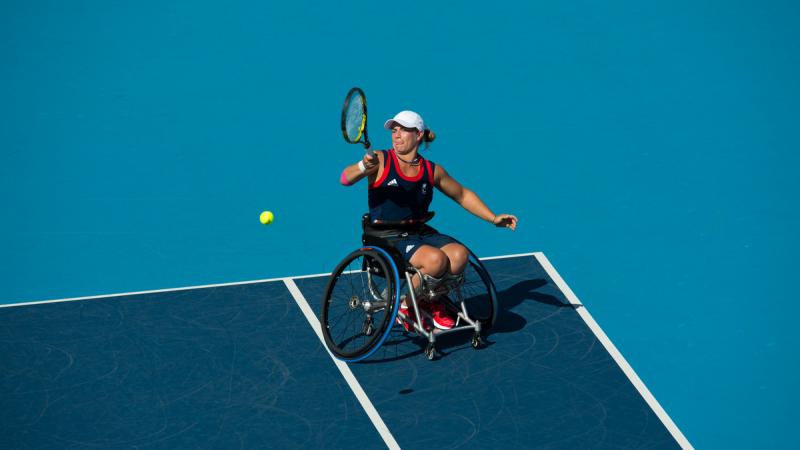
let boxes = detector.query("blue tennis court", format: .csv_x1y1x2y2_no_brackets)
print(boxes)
3,1,798,448
1,254,689,449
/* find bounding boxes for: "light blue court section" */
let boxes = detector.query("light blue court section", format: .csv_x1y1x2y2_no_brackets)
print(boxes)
2,1,799,448
1,254,689,449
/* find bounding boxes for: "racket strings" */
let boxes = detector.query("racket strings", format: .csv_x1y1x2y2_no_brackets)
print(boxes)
345,94,366,142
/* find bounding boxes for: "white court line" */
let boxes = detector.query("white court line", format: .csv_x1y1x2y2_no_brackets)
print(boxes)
534,253,694,450
0,272,330,308
0,277,289,309
481,251,538,261
282,278,400,450
1,252,528,308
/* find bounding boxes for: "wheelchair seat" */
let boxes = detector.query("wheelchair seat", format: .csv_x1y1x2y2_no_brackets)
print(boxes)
360,212,436,273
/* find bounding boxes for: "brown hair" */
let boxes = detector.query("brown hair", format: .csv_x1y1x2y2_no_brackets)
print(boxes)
422,129,436,149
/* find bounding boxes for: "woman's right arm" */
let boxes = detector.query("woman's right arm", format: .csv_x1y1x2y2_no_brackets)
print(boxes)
340,151,381,186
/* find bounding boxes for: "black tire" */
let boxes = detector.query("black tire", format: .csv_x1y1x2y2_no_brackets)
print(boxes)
321,248,399,361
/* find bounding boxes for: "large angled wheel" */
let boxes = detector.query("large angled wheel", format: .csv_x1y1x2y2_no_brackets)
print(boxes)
320,247,400,362
451,252,498,330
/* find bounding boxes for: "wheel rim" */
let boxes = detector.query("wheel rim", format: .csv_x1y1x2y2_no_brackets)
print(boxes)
321,247,400,362
454,256,497,329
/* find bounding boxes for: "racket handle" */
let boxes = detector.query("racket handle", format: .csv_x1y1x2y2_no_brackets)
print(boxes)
363,141,376,158
364,146,377,163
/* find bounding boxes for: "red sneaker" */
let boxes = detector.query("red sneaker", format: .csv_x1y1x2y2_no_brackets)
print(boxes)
395,305,412,331
396,305,432,332
394,306,417,331
420,301,456,330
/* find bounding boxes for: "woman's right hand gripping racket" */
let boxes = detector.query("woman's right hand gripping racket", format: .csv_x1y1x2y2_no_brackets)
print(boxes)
341,87,377,165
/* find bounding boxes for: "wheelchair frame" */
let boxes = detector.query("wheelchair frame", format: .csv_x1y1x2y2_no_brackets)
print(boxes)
320,216,498,362
392,257,493,360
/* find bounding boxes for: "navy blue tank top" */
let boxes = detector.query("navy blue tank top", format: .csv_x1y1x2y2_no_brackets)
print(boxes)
368,149,436,223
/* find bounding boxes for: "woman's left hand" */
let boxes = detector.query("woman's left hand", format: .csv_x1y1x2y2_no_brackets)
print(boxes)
492,214,518,231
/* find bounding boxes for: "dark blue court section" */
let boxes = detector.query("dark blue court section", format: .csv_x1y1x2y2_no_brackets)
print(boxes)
1,255,683,449
0,283,385,449
296,255,680,449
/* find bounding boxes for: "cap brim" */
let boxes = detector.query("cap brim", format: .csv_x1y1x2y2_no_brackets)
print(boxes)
383,119,420,130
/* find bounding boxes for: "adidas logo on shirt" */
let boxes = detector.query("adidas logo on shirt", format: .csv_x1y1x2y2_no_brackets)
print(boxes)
387,179,399,187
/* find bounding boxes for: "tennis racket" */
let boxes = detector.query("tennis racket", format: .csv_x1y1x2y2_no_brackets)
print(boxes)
341,87,371,150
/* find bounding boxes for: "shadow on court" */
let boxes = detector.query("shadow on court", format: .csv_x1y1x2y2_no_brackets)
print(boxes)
364,276,582,362
490,278,581,335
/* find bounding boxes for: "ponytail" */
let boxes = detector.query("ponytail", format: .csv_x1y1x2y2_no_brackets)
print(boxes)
422,129,436,149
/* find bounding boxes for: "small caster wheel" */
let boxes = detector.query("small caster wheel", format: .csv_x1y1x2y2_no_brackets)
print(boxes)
425,343,438,361
362,318,375,336
471,333,484,349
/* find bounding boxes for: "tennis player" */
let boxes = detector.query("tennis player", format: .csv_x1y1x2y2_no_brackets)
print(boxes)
340,110,517,330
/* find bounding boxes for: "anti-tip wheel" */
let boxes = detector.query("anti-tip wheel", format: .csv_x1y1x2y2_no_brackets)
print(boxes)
362,318,375,336
471,333,485,349
425,343,438,361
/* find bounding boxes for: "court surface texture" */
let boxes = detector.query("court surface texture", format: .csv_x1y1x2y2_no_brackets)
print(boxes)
1,253,692,449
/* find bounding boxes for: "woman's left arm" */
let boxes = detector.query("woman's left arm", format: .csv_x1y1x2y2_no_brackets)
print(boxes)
435,165,518,230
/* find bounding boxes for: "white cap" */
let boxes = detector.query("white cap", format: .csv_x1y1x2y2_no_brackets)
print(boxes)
383,110,426,131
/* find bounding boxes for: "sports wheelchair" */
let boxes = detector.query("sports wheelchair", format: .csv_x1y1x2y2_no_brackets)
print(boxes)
320,213,498,362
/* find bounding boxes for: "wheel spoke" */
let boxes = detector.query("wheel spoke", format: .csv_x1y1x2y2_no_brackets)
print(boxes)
321,249,398,361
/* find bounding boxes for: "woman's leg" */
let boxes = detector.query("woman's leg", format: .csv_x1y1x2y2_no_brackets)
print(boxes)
407,245,460,330
440,243,468,275
408,244,449,278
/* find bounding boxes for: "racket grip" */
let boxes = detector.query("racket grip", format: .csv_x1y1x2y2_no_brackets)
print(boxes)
363,141,377,162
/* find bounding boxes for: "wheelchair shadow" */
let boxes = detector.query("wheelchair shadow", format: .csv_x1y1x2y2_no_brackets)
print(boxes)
488,278,581,336
361,278,577,364
361,278,580,364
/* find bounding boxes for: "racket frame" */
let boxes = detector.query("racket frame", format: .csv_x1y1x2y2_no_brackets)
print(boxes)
341,87,371,149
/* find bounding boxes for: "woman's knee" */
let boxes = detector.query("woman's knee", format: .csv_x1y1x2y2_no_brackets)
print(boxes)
411,246,449,277
442,243,468,274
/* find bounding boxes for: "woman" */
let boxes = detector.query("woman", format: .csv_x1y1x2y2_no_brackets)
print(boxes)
340,110,517,330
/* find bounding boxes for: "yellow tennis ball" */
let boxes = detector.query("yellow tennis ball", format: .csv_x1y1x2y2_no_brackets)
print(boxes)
259,211,274,225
